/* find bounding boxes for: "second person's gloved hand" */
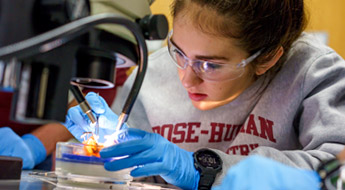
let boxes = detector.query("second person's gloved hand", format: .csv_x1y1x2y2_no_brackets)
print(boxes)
64,92,128,143
212,155,321,190
0,127,46,169
100,128,200,190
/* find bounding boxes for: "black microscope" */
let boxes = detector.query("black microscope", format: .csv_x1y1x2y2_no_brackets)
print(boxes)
0,0,168,179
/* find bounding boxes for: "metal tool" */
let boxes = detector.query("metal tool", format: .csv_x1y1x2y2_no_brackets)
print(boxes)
70,84,96,124
70,84,100,137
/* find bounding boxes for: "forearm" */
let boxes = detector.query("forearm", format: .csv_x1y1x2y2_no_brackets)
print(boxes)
31,123,73,155
209,149,245,186
247,140,345,172
212,144,343,187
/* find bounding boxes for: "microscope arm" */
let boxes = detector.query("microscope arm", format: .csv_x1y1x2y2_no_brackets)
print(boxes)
0,13,148,131
0,13,147,62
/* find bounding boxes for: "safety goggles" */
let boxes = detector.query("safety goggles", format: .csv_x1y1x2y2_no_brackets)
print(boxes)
167,30,261,81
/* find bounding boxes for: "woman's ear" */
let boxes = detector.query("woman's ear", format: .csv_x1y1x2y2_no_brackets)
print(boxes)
255,46,284,75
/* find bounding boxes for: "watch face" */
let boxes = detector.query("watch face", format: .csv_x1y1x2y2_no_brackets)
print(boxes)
197,150,222,169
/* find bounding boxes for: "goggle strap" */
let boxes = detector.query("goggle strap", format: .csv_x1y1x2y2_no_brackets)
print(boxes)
247,50,261,63
238,50,261,68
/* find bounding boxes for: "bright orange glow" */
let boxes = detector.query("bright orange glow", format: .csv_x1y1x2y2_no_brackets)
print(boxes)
82,136,104,157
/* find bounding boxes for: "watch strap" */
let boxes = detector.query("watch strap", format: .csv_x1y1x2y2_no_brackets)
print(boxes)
198,169,218,190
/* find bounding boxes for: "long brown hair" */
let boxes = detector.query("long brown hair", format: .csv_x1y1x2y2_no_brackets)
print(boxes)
171,0,308,76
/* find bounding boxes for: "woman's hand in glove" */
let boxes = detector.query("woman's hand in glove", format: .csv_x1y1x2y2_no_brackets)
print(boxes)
100,128,200,190
0,127,46,169
212,155,320,190
63,92,128,143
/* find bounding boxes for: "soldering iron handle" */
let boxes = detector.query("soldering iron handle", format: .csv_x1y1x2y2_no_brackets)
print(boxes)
70,84,97,124
70,84,85,103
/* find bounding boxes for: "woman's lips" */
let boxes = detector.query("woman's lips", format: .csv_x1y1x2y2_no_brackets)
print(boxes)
188,92,208,101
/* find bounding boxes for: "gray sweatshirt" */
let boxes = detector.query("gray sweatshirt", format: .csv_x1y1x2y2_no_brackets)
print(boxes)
111,33,345,185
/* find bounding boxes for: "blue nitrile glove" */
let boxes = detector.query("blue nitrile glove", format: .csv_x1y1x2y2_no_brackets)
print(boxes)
0,127,46,169
100,128,200,190
212,155,321,190
64,92,128,143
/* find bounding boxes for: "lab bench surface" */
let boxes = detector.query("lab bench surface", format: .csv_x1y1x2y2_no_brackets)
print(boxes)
0,170,180,190
0,170,55,190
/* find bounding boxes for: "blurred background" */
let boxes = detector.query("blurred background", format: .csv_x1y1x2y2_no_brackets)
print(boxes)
150,0,345,58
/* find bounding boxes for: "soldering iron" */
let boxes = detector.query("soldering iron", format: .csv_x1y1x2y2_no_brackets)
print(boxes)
69,84,97,124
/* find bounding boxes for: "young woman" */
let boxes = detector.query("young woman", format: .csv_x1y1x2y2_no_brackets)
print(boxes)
65,0,345,189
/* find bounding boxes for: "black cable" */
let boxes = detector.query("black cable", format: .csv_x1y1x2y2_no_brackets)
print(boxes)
0,13,148,129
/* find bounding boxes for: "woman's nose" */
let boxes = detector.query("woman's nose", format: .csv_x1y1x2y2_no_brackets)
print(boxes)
180,64,203,88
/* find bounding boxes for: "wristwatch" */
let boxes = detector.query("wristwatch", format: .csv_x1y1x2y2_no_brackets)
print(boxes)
193,148,222,190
